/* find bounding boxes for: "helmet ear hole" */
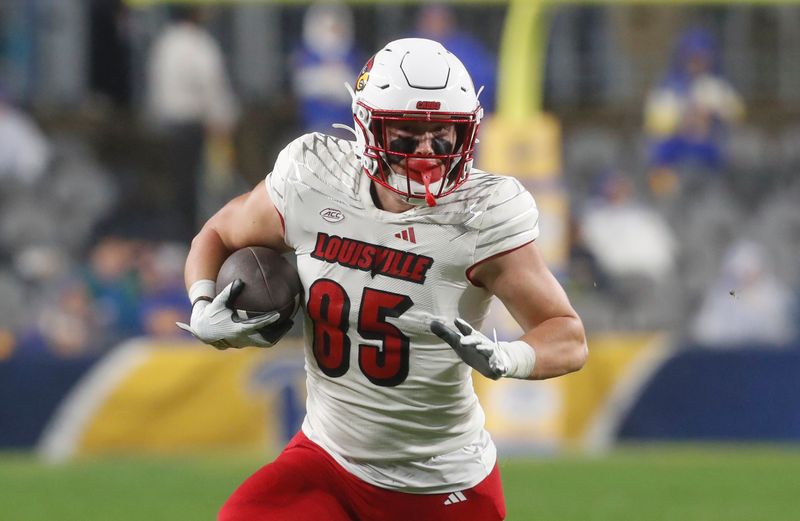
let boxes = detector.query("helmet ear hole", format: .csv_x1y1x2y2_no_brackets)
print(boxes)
356,105,371,126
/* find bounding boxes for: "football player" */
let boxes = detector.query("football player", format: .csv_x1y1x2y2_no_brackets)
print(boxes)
180,38,587,521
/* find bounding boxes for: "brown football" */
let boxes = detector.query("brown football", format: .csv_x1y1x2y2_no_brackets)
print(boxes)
216,247,302,329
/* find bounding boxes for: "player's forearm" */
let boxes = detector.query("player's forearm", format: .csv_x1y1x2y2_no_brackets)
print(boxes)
520,315,587,380
184,224,232,291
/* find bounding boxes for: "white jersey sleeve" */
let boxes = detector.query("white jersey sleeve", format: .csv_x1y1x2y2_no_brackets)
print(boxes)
471,176,539,273
264,138,301,249
265,136,305,249
265,133,364,251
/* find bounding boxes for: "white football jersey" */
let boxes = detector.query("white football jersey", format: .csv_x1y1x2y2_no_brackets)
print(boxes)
266,133,539,492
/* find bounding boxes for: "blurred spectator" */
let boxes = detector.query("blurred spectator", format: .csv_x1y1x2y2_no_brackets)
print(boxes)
0,93,50,187
145,5,240,242
1,136,116,269
137,242,190,338
0,0,36,103
413,4,497,113
0,268,26,331
574,170,680,330
12,245,72,286
89,0,132,108
12,238,191,356
291,1,361,134
577,171,677,283
82,236,143,342
644,28,743,197
20,277,107,357
691,239,797,348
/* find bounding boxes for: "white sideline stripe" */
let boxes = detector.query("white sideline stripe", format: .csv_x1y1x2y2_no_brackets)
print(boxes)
582,334,676,453
36,339,151,463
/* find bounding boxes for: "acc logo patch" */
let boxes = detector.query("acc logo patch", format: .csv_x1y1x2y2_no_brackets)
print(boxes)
320,208,345,223
355,56,374,92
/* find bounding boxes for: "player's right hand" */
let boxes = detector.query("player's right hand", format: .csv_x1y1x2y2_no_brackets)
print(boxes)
176,280,281,349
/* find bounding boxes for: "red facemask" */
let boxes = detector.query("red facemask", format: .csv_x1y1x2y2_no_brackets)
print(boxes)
355,102,481,206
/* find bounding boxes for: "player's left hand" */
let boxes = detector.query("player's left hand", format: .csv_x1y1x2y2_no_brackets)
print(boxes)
430,318,510,379
431,318,537,380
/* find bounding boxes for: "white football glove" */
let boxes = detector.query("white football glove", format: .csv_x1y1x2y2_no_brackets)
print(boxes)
176,279,282,349
431,318,536,380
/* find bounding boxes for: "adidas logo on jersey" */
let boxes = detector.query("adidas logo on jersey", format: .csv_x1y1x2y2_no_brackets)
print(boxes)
394,227,416,244
443,491,467,505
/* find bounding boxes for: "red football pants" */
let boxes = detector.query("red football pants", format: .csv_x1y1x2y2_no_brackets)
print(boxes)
219,431,506,521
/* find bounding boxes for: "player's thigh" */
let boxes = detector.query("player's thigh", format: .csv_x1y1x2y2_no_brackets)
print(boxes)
220,489,348,521
218,435,352,521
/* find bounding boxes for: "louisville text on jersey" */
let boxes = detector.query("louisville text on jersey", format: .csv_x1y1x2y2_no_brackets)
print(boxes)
312,232,433,284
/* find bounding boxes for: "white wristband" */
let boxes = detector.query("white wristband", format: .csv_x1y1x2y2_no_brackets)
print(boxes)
188,279,216,306
500,340,536,379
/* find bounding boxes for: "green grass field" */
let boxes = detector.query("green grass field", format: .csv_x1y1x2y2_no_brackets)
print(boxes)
1,445,798,520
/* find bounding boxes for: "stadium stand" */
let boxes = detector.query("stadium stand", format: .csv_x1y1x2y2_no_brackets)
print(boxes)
0,0,796,379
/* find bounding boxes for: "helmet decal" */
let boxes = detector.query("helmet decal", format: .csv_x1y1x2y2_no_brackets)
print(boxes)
415,101,441,110
355,56,374,93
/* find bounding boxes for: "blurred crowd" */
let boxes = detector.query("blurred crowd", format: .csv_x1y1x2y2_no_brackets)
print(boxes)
0,1,798,360
564,23,800,345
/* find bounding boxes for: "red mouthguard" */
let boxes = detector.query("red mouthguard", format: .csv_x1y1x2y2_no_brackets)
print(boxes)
407,158,441,207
